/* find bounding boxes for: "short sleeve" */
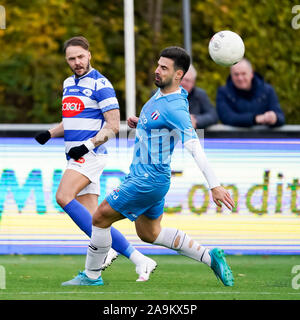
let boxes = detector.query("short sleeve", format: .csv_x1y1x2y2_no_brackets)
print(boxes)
94,77,119,113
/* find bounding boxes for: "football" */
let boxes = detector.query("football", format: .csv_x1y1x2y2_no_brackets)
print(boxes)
208,30,245,67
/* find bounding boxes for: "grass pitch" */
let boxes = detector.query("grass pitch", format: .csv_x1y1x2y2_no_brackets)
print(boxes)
0,254,299,300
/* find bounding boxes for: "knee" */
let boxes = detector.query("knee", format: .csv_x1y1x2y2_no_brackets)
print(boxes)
92,201,113,228
136,228,160,244
56,190,74,208
92,209,105,226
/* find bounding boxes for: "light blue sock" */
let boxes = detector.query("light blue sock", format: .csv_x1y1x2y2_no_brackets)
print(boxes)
63,199,135,258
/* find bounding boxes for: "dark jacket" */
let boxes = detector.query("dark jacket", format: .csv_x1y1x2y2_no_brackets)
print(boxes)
216,73,285,127
188,87,218,128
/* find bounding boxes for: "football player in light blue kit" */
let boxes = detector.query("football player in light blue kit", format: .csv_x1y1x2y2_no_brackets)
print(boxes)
62,46,235,287
35,36,155,281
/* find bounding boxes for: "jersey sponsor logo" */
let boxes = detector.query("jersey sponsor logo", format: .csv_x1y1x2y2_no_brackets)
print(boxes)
62,96,84,117
75,157,85,164
151,110,160,120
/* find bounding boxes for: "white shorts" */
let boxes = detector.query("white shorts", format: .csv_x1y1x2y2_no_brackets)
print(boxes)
66,152,108,196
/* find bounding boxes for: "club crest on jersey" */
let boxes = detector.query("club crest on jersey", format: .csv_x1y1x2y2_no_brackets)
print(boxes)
151,110,160,120
62,96,84,117
82,89,92,97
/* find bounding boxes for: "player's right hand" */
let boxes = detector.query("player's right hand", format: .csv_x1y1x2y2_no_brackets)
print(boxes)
127,116,139,128
35,130,51,145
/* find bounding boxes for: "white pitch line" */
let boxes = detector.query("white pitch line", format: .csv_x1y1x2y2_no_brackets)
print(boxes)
0,291,300,295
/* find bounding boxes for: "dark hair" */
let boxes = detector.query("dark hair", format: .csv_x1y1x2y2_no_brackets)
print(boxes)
159,46,190,76
63,36,90,53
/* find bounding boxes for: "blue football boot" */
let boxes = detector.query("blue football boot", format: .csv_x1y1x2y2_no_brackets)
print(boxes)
209,248,234,286
61,271,104,286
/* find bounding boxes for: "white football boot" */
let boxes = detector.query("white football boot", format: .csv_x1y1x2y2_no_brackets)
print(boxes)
101,248,118,270
136,257,157,282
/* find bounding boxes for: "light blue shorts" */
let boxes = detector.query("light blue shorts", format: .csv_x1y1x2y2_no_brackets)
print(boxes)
106,175,170,221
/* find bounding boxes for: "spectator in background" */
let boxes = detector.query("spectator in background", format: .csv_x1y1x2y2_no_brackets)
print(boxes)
216,58,285,127
180,64,218,129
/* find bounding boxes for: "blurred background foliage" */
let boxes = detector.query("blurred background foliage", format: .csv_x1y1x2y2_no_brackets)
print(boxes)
0,0,299,123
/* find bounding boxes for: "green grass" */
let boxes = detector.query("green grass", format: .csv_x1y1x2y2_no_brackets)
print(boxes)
0,254,299,300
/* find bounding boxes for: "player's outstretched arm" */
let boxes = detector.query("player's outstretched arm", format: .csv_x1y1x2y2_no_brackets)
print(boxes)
67,109,120,160
35,122,64,145
184,138,235,211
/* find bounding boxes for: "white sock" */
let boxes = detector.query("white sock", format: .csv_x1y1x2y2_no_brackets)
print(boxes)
85,225,112,279
153,227,211,266
129,249,148,265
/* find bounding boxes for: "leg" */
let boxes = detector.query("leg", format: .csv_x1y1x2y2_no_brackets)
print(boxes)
60,170,153,275
136,214,234,286
77,193,153,273
84,200,124,280
56,169,90,207
58,154,104,238
62,199,122,286
136,214,211,264
56,169,95,236
57,170,119,268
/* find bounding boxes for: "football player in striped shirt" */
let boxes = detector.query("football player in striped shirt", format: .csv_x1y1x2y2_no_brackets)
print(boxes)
35,36,156,282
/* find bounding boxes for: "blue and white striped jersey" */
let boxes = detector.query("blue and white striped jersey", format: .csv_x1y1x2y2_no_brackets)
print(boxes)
62,68,119,158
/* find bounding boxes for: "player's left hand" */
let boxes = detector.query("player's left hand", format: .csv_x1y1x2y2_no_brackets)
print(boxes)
67,144,89,160
211,186,235,211
68,139,95,160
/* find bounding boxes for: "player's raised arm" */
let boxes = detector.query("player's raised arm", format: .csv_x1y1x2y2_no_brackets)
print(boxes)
184,138,235,211
35,121,64,145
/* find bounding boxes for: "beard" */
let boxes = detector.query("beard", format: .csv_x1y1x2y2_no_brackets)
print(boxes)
154,74,172,89
72,61,91,78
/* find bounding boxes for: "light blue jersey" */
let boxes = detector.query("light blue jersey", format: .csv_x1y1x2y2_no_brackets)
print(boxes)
130,87,197,183
106,87,197,221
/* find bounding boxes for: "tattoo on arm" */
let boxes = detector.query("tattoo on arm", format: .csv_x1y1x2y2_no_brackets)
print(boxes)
91,109,120,147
